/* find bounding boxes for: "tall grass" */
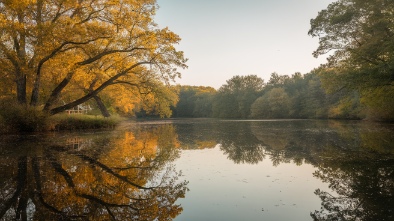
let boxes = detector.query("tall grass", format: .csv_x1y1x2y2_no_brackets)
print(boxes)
0,100,122,133
50,114,122,130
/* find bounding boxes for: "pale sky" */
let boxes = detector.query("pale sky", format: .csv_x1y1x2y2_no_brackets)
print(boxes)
155,0,335,89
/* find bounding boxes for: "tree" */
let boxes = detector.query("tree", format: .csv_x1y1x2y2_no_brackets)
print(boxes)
172,86,197,117
309,0,394,120
250,95,270,118
266,72,290,86
0,0,186,116
172,86,216,118
192,86,216,117
251,87,291,119
302,73,329,118
212,75,264,118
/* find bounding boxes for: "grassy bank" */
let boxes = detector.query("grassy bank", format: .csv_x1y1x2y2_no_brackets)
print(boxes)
0,101,124,133
50,114,122,131
0,106,122,133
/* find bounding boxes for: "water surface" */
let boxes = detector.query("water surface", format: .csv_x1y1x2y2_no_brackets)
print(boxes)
1,119,393,220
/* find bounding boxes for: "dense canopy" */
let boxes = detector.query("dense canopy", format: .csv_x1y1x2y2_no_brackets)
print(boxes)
0,0,186,115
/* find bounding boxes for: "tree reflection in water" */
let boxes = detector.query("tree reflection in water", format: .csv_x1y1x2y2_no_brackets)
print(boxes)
254,121,393,220
175,120,394,220
253,121,394,220
1,120,393,220
0,125,188,221
311,155,394,221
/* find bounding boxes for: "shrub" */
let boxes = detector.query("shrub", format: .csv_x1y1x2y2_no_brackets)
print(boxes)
0,99,122,133
0,101,49,132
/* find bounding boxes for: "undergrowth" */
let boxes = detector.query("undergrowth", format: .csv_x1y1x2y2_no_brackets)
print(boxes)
0,101,122,133
50,114,122,131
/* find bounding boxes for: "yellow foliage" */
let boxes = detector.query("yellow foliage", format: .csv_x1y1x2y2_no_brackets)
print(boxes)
0,0,187,116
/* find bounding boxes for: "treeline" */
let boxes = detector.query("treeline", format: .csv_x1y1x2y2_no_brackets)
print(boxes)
171,0,394,122
170,70,392,121
1,0,393,126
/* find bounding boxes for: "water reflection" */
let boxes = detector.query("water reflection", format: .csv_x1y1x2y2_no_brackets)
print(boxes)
0,125,188,221
311,157,394,221
173,119,394,220
1,120,393,220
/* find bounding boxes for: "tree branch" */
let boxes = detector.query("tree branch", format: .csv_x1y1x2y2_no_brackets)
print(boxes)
77,47,149,66
49,61,152,115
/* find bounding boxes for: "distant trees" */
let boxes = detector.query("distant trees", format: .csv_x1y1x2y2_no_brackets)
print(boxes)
159,0,394,122
251,87,290,119
212,75,264,118
171,86,216,118
172,72,368,120
251,72,328,119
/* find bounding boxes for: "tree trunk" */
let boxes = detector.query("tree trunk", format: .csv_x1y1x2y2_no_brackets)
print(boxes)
15,13,28,105
49,61,149,115
16,74,27,104
43,72,74,111
93,95,111,117
30,74,40,106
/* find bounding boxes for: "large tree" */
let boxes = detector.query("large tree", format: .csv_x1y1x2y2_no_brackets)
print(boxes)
309,0,394,120
0,0,186,115
309,0,394,84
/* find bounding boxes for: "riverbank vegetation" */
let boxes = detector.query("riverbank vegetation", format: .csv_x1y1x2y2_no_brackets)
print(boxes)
1,0,393,133
171,0,394,122
170,72,362,120
0,101,121,133
171,67,392,121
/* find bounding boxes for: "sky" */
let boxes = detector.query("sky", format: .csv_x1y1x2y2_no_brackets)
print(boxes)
155,0,335,89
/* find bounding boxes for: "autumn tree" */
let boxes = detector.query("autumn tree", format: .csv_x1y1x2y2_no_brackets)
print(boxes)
309,0,394,121
0,0,186,116
0,125,188,220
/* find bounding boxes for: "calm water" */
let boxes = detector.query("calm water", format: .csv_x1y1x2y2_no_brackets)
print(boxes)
0,119,393,221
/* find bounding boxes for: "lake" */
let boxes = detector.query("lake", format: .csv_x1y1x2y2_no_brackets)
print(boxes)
1,119,393,221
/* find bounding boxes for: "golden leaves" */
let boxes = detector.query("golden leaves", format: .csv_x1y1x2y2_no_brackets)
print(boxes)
1,0,186,115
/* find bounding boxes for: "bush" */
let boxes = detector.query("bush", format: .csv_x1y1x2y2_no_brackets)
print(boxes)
0,101,49,132
0,100,122,133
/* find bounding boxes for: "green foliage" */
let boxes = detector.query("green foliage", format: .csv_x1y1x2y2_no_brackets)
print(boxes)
328,92,363,119
172,86,216,118
172,72,370,120
212,75,264,118
360,86,394,121
212,93,240,118
251,72,327,119
250,96,269,118
251,88,290,118
302,73,329,118
309,0,394,121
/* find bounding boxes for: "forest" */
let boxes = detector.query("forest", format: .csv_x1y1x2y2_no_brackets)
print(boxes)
172,0,394,121
171,71,369,120
0,0,393,132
